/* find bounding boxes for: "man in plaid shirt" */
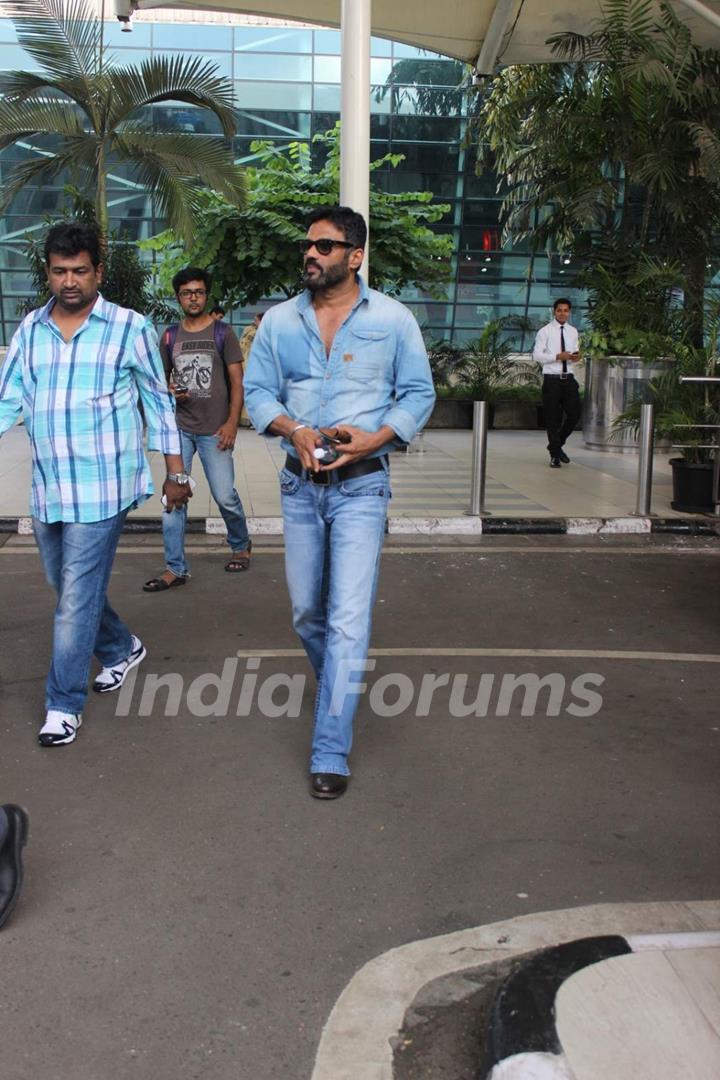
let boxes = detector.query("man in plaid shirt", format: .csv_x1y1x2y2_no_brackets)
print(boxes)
0,223,191,746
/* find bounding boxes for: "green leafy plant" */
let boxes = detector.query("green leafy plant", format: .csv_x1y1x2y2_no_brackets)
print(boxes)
435,317,537,402
579,245,687,360
474,0,720,345
613,304,720,462
0,0,245,240
142,125,453,306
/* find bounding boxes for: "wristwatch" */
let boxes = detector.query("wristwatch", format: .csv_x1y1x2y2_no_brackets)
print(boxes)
166,473,190,484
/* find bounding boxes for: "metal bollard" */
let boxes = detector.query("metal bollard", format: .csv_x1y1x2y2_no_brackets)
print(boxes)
635,403,654,516
467,400,489,516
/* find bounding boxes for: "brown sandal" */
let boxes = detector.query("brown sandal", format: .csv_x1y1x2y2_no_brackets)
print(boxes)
225,540,252,572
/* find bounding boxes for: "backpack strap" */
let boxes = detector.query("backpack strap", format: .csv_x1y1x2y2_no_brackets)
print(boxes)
213,319,228,359
163,323,179,358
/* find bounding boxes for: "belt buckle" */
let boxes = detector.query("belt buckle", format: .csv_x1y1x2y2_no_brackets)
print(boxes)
559,373,568,380
310,469,331,486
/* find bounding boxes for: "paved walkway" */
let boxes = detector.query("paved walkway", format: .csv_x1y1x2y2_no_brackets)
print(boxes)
0,425,703,522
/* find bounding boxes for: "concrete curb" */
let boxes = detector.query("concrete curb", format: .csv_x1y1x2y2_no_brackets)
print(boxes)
310,900,720,1080
1,515,717,537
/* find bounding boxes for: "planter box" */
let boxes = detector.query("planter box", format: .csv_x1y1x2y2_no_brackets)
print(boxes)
426,398,474,429
670,457,716,513
492,400,541,429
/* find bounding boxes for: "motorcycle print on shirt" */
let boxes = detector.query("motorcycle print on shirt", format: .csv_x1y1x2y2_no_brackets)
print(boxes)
174,343,214,397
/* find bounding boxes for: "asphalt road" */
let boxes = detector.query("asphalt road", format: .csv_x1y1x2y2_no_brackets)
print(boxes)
1,534,719,1080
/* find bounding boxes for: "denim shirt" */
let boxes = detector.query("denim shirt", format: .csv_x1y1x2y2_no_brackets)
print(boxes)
244,277,435,455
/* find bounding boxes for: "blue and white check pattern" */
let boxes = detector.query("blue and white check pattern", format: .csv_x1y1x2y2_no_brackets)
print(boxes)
0,294,181,523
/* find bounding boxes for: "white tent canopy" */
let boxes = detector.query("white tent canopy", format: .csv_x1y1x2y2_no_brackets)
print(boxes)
111,0,720,264
114,1,720,69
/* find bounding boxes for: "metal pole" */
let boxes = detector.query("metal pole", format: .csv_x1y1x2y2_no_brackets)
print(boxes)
468,401,488,515
636,403,654,515
340,0,371,278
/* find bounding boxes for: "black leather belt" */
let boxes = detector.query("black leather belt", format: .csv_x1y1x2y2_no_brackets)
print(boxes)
284,453,388,486
544,374,576,381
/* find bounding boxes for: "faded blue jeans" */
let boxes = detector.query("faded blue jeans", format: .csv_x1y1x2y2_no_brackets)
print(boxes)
164,430,250,576
33,510,132,715
280,463,390,775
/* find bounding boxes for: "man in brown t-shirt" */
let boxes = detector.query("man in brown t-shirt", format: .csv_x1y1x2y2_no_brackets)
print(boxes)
143,267,251,591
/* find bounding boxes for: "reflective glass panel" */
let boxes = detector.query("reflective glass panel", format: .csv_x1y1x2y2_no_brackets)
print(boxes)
235,81,311,111
235,52,311,81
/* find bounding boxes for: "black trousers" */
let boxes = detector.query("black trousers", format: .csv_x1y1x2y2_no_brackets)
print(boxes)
542,375,581,455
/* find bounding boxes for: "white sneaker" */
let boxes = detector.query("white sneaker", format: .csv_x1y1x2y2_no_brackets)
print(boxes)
38,711,82,747
92,635,146,694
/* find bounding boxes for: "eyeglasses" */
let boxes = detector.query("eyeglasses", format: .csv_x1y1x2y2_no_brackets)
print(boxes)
299,239,354,256
178,288,207,299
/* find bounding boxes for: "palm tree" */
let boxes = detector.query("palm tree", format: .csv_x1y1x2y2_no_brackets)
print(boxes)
0,0,245,240
475,0,720,344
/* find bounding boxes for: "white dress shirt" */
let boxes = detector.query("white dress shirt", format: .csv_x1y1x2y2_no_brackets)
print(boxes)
533,318,580,375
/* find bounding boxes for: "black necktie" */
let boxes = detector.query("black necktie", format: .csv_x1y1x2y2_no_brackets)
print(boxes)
560,326,567,374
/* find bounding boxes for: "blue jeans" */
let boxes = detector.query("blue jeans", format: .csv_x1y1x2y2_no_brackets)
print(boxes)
33,511,132,715
280,465,390,775
164,430,250,576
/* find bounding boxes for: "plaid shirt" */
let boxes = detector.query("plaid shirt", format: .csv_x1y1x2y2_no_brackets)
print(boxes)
0,294,181,523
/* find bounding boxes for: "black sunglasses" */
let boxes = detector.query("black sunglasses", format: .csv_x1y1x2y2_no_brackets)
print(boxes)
299,238,354,256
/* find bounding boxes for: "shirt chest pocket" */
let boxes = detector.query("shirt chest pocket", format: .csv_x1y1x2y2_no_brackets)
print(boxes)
343,329,392,382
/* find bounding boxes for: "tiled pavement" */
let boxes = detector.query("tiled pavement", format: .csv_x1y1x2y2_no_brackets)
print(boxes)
0,425,700,522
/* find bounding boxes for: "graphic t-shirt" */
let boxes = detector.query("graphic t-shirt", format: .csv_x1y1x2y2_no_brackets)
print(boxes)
160,322,243,435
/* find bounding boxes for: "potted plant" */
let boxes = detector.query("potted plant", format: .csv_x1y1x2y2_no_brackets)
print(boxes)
613,341,720,512
580,253,685,452
426,317,536,429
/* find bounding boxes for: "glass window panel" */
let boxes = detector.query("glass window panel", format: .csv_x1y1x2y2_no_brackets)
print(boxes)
370,114,390,139
313,83,341,111
153,24,232,50
0,43,37,69
311,111,340,136
370,58,393,83
387,172,459,198
393,142,461,172
109,21,152,47
153,104,224,135
107,47,153,66
392,115,461,142
313,29,341,54
370,36,392,57
234,26,312,52
314,55,341,83
234,110,311,138
371,88,391,116
235,52,311,81
235,81,311,111
393,43,435,59
0,19,19,42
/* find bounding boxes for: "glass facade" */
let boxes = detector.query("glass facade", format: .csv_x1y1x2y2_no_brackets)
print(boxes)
0,16,582,347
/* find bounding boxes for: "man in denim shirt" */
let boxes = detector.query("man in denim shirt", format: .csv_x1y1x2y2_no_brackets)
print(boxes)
245,206,435,799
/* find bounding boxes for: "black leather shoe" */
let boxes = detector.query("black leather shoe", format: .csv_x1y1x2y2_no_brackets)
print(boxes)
310,773,348,800
0,804,29,930
549,456,562,468
558,450,570,464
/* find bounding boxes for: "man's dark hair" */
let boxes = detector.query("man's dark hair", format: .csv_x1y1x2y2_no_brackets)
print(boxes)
553,297,572,311
306,205,367,250
44,222,102,268
172,266,212,295
209,303,225,316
